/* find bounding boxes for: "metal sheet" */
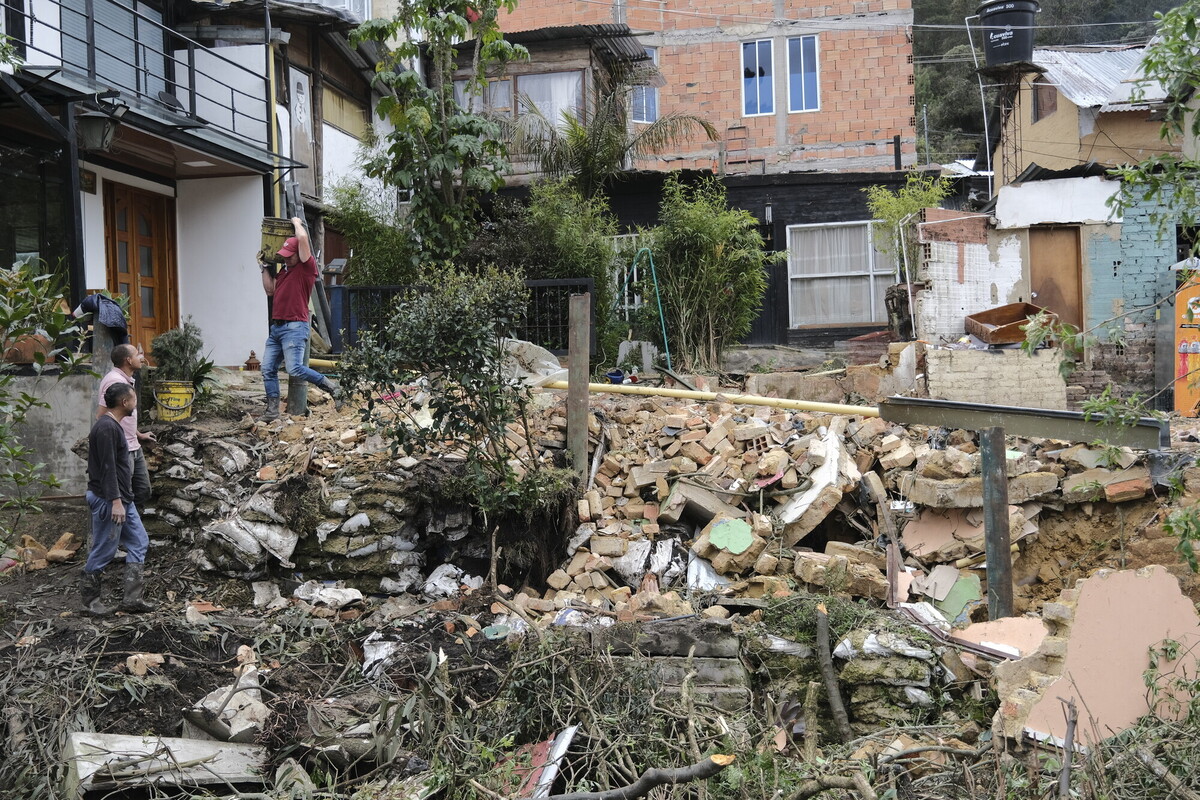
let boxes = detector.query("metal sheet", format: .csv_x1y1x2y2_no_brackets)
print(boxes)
879,396,1168,450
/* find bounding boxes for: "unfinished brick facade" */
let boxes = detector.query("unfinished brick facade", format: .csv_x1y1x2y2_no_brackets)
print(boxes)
499,0,916,174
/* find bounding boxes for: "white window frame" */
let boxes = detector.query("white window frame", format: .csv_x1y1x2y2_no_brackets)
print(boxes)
786,220,895,327
631,47,658,124
741,39,774,118
786,34,820,114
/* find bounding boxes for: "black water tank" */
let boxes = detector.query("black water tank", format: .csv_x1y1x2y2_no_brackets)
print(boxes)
977,0,1039,67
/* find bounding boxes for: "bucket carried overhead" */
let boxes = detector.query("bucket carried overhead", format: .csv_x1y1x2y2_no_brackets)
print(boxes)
977,1,1039,67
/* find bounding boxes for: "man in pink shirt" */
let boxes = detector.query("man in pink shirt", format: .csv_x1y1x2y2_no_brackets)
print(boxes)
97,343,155,507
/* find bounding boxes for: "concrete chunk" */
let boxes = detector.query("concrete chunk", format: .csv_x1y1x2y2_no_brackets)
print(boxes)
993,566,1200,744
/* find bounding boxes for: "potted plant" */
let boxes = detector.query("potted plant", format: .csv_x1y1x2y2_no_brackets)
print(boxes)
149,317,215,421
0,260,72,366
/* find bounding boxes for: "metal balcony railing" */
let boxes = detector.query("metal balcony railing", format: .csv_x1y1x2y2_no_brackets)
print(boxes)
5,0,269,144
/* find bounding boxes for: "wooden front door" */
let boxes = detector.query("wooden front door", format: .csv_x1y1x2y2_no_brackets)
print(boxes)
104,182,178,355
1029,226,1083,330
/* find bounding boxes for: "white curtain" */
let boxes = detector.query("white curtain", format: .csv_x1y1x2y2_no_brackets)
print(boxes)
788,224,891,326
517,72,583,128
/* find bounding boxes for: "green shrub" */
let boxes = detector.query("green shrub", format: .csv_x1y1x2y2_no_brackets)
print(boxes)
326,176,418,287
640,176,776,373
150,317,216,397
339,266,571,518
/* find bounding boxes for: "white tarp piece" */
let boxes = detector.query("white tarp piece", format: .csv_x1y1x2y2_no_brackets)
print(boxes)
503,338,568,387
994,176,1121,229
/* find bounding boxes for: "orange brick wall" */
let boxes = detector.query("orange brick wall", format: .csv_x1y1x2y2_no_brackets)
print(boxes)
500,0,915,173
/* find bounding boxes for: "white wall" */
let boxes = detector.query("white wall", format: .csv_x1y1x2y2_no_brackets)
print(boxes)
994,176,1122,229
176,176,267,366
78,162,175,294
175,44,270,144
321,124,363,197
915,233,1026,343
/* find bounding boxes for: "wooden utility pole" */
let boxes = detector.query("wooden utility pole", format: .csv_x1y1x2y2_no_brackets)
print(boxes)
567,293,591,482
980,426,1013,618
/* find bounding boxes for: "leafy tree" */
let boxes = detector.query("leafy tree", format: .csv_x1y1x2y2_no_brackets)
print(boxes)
0,33,18,66
863,170,952,278
1110,1,1200,236
1,261,90,549
352,0,527,263
640,176,776,373
324,129,417,286
507,70,717,199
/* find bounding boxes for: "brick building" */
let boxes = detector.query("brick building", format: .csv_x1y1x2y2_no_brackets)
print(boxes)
497,0,917,175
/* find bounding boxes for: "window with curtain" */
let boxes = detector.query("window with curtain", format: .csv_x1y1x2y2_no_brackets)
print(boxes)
632,48,658,123
453,78,513,114
516,71,583,128
742,40,773,116
787,35,819,113
787,222,895,327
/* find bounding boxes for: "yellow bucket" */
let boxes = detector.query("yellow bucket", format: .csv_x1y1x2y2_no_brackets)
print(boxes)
154,380,195,422
259,217,294,264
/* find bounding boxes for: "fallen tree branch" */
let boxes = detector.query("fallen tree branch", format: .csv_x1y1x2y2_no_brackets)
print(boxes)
524,754,735,800
1134,747,1200,800
816,603,853,743
787,772,878,800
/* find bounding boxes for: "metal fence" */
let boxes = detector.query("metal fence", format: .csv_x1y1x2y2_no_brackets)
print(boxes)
326,278,596,356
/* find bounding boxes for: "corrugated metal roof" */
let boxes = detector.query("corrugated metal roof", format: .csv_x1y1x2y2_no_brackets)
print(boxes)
505,24,650,63
1032,46,1167,113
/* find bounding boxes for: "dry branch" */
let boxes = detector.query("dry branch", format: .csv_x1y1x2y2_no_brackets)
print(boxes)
526,754,735,800
787,772,878,800
816,603,853,743
1133,747,1200,800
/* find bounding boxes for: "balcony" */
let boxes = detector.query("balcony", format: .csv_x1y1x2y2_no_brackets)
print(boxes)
4,0,269,146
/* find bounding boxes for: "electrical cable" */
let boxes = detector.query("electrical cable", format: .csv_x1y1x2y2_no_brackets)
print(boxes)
577,0,1168,33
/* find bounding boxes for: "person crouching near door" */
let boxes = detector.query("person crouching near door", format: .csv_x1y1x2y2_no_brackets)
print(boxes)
258,215,342,421
81,381,155,616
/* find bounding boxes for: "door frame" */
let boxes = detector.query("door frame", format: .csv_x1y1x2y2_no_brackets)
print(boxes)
1028,224,1083,331
102,180,179,353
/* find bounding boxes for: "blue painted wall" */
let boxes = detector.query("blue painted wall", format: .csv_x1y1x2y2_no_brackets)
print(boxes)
1083,194,1175,333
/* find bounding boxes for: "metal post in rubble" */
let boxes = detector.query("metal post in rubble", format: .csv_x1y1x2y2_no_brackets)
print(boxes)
980,426,1014,618
568,293,591,481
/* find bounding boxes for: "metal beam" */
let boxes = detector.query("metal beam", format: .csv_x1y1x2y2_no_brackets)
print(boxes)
879,396,1169,450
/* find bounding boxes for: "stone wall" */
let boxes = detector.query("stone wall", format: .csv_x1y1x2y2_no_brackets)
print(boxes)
925,349,1067,410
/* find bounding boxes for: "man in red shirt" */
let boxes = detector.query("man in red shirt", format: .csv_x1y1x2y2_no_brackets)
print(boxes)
258,216,341,420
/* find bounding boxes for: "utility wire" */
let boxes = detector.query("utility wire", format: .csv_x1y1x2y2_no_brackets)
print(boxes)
582,0,1168,33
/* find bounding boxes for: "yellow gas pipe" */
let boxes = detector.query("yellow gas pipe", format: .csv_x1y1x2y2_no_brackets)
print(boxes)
541,380,879,417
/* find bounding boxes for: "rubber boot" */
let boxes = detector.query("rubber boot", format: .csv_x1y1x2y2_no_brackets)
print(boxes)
80,570,113,617
320,378,345,411
261,395,280,421
119,563,156,613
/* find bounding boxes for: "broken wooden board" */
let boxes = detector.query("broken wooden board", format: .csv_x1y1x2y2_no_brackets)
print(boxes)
63,732,267,797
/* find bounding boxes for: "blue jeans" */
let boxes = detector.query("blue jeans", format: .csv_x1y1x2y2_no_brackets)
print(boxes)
262,320,326,398
85,491,149,572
